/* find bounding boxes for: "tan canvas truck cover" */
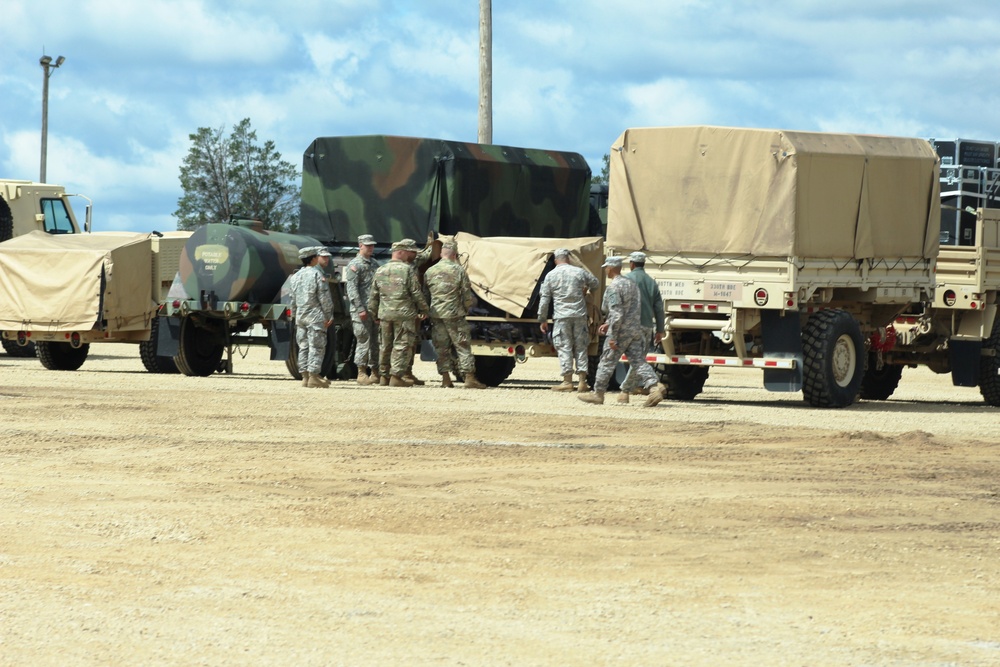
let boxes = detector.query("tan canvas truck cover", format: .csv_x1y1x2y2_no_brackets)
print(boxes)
0,231,155,332
454,232,603,318
608,126,941,260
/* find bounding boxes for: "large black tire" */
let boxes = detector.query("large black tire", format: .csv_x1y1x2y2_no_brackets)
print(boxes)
174,317,224,377
474,355,515,387
978,316,1000,406
0,196,13,242
660,365,710,401
286,341,302,380
36,341,89,371
2,338,36,358
859,353,903,401
139,318,179,373
802,309,865,408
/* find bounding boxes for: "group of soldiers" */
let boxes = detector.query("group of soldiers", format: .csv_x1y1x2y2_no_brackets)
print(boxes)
290,236,669,408
537,248,667,408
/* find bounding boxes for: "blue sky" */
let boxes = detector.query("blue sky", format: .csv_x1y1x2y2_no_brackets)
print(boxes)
2,0,999,233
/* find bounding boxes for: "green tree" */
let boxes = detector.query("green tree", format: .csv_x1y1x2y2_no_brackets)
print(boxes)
175,118,300,232
591,153,610,185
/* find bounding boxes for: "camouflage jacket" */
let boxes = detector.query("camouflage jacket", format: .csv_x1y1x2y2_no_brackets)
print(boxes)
345,254,380,316
424,259,474,319
289,265,334,325
602,275,642,343
368,259,430,321
625,267,665,333
538,263,599,320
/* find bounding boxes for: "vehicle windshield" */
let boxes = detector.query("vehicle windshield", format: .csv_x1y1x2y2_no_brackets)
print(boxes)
40,198,76,234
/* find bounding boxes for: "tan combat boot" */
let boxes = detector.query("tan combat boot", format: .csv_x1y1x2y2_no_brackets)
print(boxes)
464,372,487,389
576,373,590,393
616,391,630,405
371,369,381,385
441,372,454,388
643,383,667,407
301,371,310,387
307,373,328,389
378,374,389,386
404,372,425,386
578,391,605,405
389,374,411,387
551,373,575,392
356,366,371,386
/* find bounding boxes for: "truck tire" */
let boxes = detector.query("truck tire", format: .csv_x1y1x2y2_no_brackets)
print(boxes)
0,197,13,241
859,353,903,401
2,338,36,358
660,365,710,401
36,341,89,371
978,316,1000,406
139,317,178,373
285,341,301,380
174,317,224,377
802,309,864,408
474,355,515,387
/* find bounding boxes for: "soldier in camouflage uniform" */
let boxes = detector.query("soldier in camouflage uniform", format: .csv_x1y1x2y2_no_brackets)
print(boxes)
538,248,599,392
368,238,430,386
580,256,665,407
289,246,335,389
399,231,437,386
618,251,666,404
424,242,487,389
345,234,380,385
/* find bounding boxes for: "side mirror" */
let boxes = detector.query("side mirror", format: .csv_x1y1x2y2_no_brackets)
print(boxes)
85,204,92,233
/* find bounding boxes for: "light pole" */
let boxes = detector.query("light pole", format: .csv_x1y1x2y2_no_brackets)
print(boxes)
39,54,65,183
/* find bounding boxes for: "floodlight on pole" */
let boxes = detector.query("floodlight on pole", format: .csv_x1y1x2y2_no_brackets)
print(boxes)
40,53,66,183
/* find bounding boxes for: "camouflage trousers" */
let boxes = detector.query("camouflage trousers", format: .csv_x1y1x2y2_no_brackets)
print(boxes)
620,327,654,393
430,317,475,374
595,332,658,394
296,322,327,375
378,318,418,377
552,316,590,376
352,315,379,368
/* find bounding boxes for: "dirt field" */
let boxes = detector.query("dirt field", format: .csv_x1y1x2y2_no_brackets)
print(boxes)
2,343,998,666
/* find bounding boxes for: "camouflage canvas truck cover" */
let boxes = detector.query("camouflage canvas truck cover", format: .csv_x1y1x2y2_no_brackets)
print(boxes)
158,221,322,377
606,125,940,408
298,135,603,386
0,230,189,371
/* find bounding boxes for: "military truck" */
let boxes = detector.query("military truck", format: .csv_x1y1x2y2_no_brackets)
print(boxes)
0,230,189,371
297,135,605,386
0,179,91,356
859,206,1000,405
156,221,322,376
605,126,940,408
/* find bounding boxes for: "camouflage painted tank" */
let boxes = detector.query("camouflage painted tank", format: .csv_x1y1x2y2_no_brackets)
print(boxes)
167,222,319,304
299,135,598,245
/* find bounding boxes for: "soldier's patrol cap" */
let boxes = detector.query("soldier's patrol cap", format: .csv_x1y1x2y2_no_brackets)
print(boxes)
601,256,624,268
629,251,647,263
441,240,458,250
358,234,376,246
553,248,570,258
316,246,331,257
298,246,318,259
391,238,418,252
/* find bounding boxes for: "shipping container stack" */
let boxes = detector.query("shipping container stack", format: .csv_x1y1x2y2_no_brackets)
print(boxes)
930,138,1000,246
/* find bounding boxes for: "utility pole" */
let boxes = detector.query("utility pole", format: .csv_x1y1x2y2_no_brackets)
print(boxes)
39,54,66,183
478,0,492,144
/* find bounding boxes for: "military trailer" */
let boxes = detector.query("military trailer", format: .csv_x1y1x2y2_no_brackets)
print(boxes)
298,135,605,386
0,230,189,371
156,221,321,376
606,126,940,408
0,179,91,356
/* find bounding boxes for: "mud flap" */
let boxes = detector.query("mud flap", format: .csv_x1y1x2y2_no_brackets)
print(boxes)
420,339,438,362
949,339,982,387
158,316,181,358
761,310,803,392
269,320,292,361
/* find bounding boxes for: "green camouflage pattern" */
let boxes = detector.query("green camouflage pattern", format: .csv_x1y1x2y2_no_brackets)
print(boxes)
167,223,320,304
367,259,429,321
300,135,597,245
